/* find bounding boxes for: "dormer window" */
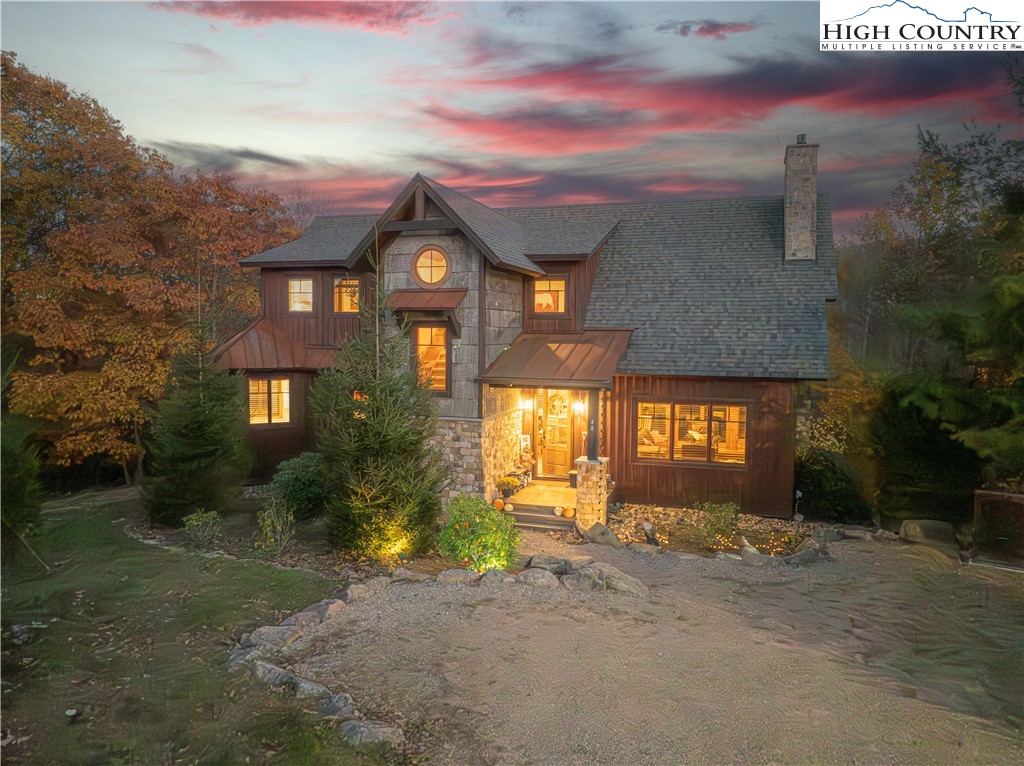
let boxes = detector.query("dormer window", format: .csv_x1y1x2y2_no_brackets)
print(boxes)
412,247,449,288
288,278,314,312
533,277,567,314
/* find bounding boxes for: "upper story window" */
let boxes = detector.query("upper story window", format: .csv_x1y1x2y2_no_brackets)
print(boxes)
636,399,747,466
533,277,567,314
333,278,359,314
249,378,291,425
414,325,449,395
412,248,449,288
288,278,314,312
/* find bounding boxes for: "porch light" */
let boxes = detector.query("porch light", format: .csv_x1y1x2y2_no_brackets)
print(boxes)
519,396,534,410
572,401,585,416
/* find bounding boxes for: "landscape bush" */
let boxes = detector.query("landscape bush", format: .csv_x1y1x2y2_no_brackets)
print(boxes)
270,452,327,520
182,509,223,548
253,497,296,553
1,361,43,555
695,501,739,548
795,448,872,524
436,494,522,572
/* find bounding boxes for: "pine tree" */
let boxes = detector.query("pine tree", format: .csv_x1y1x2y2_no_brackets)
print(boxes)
310,254,449,558
143,348,251,525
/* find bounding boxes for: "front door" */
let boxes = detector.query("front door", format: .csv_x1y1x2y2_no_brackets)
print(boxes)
538,389,573,478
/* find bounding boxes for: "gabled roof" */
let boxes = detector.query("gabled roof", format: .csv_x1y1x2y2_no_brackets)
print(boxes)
214,318,336,370
239,215,376,267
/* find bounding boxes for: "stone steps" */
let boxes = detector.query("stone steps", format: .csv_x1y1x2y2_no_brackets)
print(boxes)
504,505,575,531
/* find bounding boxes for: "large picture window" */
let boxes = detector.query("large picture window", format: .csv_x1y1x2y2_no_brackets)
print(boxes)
532,277,567,314
636,399,746,465
288,278,313,312
333,278,359,313
249,378,291,424
414,326,449,394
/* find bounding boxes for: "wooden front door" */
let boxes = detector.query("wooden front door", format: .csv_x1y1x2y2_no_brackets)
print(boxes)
538,389,573,477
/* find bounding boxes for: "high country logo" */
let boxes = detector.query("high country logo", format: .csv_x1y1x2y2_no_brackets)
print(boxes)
819,0,1021,51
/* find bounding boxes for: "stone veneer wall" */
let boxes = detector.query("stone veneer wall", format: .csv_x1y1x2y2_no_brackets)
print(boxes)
482,408,524,501
575,457,610,529
432,418,484,499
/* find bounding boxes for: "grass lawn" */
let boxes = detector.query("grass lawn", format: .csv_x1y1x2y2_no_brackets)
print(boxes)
1,489,388,766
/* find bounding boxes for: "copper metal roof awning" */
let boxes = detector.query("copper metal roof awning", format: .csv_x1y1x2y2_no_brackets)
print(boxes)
214,318,336,370
386,288,467,337
480,330,633,389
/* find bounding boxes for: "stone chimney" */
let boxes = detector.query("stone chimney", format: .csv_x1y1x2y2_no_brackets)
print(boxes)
784,134,819,261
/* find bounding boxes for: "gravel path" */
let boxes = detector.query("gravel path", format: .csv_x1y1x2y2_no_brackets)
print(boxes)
281,532,1023,765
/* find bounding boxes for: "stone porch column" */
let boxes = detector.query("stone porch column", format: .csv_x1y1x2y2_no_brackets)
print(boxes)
574,456,610,529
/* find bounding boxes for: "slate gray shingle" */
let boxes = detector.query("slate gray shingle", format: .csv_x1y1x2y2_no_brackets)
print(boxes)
240,214,377,266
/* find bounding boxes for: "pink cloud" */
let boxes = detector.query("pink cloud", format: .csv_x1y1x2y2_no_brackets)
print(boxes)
148,1,445,36
656,19,761,41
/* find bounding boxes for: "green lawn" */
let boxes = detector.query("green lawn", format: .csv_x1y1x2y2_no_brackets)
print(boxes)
1,490,386,765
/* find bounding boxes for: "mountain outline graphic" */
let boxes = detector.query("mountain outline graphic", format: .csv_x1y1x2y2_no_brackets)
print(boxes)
829,1,1017,24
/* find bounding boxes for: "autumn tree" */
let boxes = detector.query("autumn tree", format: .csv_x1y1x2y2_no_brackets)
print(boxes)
1,52,294,481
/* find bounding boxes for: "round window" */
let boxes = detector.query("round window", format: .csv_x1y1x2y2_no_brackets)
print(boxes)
412,248,449,288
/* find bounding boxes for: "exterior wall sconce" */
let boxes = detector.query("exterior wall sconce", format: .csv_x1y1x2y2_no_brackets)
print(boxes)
572,400,585,416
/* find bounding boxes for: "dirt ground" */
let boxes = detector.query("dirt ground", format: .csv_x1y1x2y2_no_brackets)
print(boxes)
282,532,1023,766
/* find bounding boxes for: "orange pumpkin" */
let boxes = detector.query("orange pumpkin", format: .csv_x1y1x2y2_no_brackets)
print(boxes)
493,498,505,511
562,507,576,519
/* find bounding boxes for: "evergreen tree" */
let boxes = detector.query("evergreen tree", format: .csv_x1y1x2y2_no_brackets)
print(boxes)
143,348,251,525
310,255,449,558
1,358,43,558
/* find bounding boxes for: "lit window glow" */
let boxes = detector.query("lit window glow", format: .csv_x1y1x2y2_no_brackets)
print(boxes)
636,400,746,465
288,278,313,312
415,326,447,392
333,278,359,313
533,277,566,313
249,378,290,424
413,249,448,287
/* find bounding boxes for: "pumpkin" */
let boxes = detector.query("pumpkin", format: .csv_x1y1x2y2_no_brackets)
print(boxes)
562,507,576,519
553,507,564,516
504,503,514,512
493,498,505,511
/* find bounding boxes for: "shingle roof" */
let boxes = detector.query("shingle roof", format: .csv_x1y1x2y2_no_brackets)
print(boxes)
520,219,618,257
239,215,376,266
501,195,837,380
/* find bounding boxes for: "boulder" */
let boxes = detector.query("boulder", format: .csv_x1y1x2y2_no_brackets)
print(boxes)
365,576,392,593
339,719,406,748
871,529,900,543
740,545,770,567
342,584,370,603
248,625,303,650
479,569,515,586
784,542,824,566
577,521,624,547
436,568,481,584
515,568,561,589
899,520,957,549
512,552,533,570
565,555,595,573
842,527,871,541
588,562,649,598
290,677,359,718
280,610,322,630
527,553,569,574
814,526,846,543
250,659,293,686
560,565,607,591
305,598,346,621
226,645,258,670
391,567,433,583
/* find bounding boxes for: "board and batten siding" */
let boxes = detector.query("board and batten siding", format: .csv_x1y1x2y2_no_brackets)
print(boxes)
608,375,796,518
245,371,315,479
259,269,363,349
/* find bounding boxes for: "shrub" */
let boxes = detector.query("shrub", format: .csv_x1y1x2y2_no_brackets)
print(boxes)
436,494,522,572
253,497,295,554
495,476,520,494
695,501,739,549
270,452,327,520
182,509,223,548
144,353,251,526
795,448,872,524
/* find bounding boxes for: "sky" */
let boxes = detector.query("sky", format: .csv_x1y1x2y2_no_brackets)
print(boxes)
2,1,1021,235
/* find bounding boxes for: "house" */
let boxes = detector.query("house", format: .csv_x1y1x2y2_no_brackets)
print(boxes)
214,136,836,526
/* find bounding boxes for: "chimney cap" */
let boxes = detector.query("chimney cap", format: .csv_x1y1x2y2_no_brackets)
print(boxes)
796,133,807,145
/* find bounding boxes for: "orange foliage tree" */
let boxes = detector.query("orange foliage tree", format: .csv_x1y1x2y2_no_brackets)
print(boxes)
1,52,294,481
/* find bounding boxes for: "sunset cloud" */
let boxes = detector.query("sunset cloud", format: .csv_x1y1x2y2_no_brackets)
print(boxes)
149,1,443,35
656,19,760,40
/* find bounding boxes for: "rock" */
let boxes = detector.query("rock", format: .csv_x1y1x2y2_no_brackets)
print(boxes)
899,520,957,549
560,565,607,591
290,677,359,718
577,521,624,547
588,562,649,598
565,555,596,573
342,584,370,603
226,645,258,670
740,545,769,567
871,529,900,543
793,512,805,522
250,659,293,686
280,610,322,630
392,567,432,583
794,538,821,554
305,599,346,621
628,541,662,556
784,544,823,566
319,692,360,720
364,576,392,593
814,526,845,543
642,520,659,546
842,527,871,540
437,568,481,584
248,625,303,650
515,567,561,588
479,569,515,586
338,719,406,748
527,553,569,574
714,552,742,561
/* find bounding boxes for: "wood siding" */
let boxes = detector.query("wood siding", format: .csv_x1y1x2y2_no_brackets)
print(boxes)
608,375,795,518
260,269,363,350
